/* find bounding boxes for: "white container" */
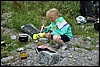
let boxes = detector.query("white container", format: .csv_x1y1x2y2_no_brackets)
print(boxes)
76,16,87,24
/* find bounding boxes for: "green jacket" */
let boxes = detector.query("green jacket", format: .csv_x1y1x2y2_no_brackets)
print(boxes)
43,17,73,38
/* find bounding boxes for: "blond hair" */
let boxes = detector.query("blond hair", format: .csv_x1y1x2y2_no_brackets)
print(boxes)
46,8,61,19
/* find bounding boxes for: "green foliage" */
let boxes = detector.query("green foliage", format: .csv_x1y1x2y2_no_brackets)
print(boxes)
3,40,28,52
1,1,80,31
91,40,97,45
1,1,13,12
1,33,11,44
1,51,12,58
84,47,94,51
75,44,83,48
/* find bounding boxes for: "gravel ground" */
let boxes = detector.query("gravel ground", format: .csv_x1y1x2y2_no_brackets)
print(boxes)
1,12,99,66
1,36,99,66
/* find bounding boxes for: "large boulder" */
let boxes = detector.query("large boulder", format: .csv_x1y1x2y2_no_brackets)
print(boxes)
37,51,61,65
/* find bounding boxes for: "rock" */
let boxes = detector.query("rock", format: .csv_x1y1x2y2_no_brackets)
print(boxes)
17,47,25,52
1,63,11,66
11,35,16,40
86,36,91,41
51,43,60,49
61,45,68,50
1,41,5,47
1,32,99,66
37,51,61,65
96,45,99,49
73,59,76,62
69,55,73,58
1,56,14,63
87,57,92,60
38,38,48,44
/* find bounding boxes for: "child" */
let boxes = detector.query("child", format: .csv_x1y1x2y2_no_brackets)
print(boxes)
42,8,73,47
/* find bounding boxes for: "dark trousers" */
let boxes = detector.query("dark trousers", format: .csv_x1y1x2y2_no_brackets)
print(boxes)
80,1,94,17
51,35,70,42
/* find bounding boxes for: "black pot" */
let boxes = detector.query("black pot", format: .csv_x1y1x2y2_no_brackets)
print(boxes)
19,34,28,42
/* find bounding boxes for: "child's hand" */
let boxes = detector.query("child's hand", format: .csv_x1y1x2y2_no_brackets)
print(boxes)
44,32,51,38
41,25,46,30
40,24,46,33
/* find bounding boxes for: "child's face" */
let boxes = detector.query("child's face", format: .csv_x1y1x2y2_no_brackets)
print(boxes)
49,16,56,22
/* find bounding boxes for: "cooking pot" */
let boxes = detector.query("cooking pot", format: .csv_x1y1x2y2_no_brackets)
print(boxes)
19,34,28,42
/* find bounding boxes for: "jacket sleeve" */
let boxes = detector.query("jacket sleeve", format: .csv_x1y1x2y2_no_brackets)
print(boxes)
43,25,51,33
